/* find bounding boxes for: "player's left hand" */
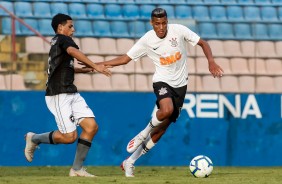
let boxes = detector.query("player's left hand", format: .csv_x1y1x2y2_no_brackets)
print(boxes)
209,61,224,78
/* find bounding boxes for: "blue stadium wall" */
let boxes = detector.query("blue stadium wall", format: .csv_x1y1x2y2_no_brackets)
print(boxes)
0,91,281,166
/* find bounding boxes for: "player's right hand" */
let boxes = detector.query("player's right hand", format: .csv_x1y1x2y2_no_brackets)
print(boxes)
209,62,224,78
94,64,112,77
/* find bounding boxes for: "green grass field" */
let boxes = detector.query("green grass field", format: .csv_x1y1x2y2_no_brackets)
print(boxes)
1,166,282,184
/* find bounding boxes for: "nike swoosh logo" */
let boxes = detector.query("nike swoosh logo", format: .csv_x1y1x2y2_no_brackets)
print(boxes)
153,47,159,50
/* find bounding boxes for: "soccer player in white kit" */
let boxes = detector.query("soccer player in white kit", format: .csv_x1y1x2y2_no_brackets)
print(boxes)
24,13,111,177
98,8,224,177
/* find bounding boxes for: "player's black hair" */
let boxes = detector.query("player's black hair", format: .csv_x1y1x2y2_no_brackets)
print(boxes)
51,13,72,33
151,8,167,19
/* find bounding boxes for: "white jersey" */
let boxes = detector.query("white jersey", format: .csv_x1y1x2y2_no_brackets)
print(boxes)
127,24,200,88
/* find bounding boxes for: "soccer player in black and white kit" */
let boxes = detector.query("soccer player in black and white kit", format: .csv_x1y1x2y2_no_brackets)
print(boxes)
96,8,224,177
24,13,111,177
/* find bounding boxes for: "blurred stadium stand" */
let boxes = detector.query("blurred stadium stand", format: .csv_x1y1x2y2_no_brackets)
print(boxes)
0,0,281,93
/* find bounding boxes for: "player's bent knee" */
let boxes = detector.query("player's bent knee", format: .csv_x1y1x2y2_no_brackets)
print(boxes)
89,124,98,134
89,119,98,130
84,123,98,135
62,132,77,144
161,108,174,119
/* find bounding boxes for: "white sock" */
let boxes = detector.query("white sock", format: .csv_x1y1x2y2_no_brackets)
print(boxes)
140,113,162,138
127,135,156,164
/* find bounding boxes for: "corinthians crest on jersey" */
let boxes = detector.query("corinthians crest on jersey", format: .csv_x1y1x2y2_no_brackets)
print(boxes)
169,37,178,47
158,87,168,95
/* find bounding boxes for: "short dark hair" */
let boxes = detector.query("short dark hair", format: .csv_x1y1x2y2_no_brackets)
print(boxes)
151,8,167,19
51,13,72,33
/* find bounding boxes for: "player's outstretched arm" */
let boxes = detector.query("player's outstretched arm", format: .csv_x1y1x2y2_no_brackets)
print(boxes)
197,39,224,78
66,46,112,77
98,54,132,67
74,67,93,73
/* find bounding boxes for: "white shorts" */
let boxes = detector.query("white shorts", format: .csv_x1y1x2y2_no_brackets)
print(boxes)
45,93,95,134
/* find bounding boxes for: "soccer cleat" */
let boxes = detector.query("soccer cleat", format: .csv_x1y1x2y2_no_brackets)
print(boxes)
69,167,96,177
121,159,135,177
24,132,38,162
126,133,145,153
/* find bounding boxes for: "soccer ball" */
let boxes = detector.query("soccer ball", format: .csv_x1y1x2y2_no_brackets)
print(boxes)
189,155,213,178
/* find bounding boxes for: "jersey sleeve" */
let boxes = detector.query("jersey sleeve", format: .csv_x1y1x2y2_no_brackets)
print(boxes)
179,25,200,47
60,35,79,51
126,35,147,61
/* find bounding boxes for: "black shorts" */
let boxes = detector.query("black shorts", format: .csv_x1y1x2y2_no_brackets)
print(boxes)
153,82,187,122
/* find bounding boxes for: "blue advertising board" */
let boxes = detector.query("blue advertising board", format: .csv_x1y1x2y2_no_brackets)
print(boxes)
0,91,281,166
